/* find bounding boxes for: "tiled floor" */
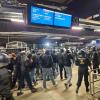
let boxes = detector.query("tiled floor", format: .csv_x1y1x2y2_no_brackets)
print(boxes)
14,67,92,100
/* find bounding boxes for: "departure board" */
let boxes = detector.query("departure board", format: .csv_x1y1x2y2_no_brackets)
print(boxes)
54,12,72,27
31,6,54,25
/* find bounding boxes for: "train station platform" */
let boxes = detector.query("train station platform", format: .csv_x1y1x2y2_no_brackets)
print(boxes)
14,67,91,100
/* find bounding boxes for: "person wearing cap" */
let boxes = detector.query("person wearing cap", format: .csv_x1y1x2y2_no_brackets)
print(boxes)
75,50,91,93
0,53,14,100
63,49,74,89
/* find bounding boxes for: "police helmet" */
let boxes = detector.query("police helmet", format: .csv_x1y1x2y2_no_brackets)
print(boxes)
0,53,9,68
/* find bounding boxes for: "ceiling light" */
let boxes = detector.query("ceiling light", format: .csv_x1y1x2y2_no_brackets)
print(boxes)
11,19,24,23
45,42,51,47
80,38,85,40
3,12,23,15
94,29,100,32
71,26,84,30
49,37,62,39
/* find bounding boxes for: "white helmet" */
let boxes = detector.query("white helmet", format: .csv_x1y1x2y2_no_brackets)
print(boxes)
0,53,9,68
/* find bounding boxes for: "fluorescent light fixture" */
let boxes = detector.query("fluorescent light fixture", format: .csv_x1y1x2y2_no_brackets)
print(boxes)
72,26,84,30
94,29,100,32
80,38,85,40
50,37,62,39
3,12,23,15
11,19,24,23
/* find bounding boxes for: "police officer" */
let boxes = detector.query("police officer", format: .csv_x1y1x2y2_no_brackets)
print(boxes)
0,53,14,100
75,50,91,94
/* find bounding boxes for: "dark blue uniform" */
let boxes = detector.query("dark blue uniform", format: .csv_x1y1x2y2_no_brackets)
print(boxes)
76,54,91,93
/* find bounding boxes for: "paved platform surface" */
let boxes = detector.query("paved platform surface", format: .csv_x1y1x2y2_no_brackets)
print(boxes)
14,67,92,100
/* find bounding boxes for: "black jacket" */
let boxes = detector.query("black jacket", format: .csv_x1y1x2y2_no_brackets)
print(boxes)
63,53,73,67
41,54,53,68
57,53,64,65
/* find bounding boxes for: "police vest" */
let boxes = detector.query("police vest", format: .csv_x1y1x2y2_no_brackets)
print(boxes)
78,57,86,65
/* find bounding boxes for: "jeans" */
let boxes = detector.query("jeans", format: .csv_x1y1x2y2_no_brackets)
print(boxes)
59,63,66,79
64,66,72,85
52,63,59,78
24,71,33,90
42,68,56,88
29,68,36,84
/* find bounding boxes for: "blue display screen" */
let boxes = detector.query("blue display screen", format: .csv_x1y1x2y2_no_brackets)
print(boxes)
54,12,72,27
31,6,54,25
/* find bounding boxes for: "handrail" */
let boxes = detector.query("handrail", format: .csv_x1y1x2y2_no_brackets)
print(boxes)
89,68,100,100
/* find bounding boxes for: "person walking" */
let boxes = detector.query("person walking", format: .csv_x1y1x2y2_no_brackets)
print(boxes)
75,50,91,93
41,50,56,90
57,49,66,80
63,49,74,89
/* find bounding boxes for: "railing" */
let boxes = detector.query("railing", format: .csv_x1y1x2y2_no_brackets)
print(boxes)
89,68,100,100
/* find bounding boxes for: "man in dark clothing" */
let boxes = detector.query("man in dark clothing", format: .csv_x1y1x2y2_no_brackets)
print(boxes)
51,51,58,78
41,50,56,89
8,53,16,88
57,49,66,80
12,53,24,89
24,53,37,93
0,53,14,100
12,51,37,93
30,50,38,85
63,49,73,89
76,50,91,93
92,47,100,75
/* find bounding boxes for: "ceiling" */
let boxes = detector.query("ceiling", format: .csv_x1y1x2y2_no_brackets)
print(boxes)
17,0,100,18
1,0,100,18
0,0,100,46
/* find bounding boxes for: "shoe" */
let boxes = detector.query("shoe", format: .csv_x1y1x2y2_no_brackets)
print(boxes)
86,88,89,92
64,83,69,89
54,84,57,87
69,83,72,87
31,88,37,93
60,78,63,81
76,87,79,94
17,91,24,96
69,84,72,87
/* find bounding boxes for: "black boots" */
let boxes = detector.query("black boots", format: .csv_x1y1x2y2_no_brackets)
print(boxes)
76,87,79,94
76,87,89,94
86,87,89,92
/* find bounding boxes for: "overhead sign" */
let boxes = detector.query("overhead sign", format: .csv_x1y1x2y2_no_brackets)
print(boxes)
54,12,72,27
27,5,72,28
31,6,54,25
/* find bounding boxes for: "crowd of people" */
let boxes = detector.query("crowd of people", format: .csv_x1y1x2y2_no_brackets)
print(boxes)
0,47,100,100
